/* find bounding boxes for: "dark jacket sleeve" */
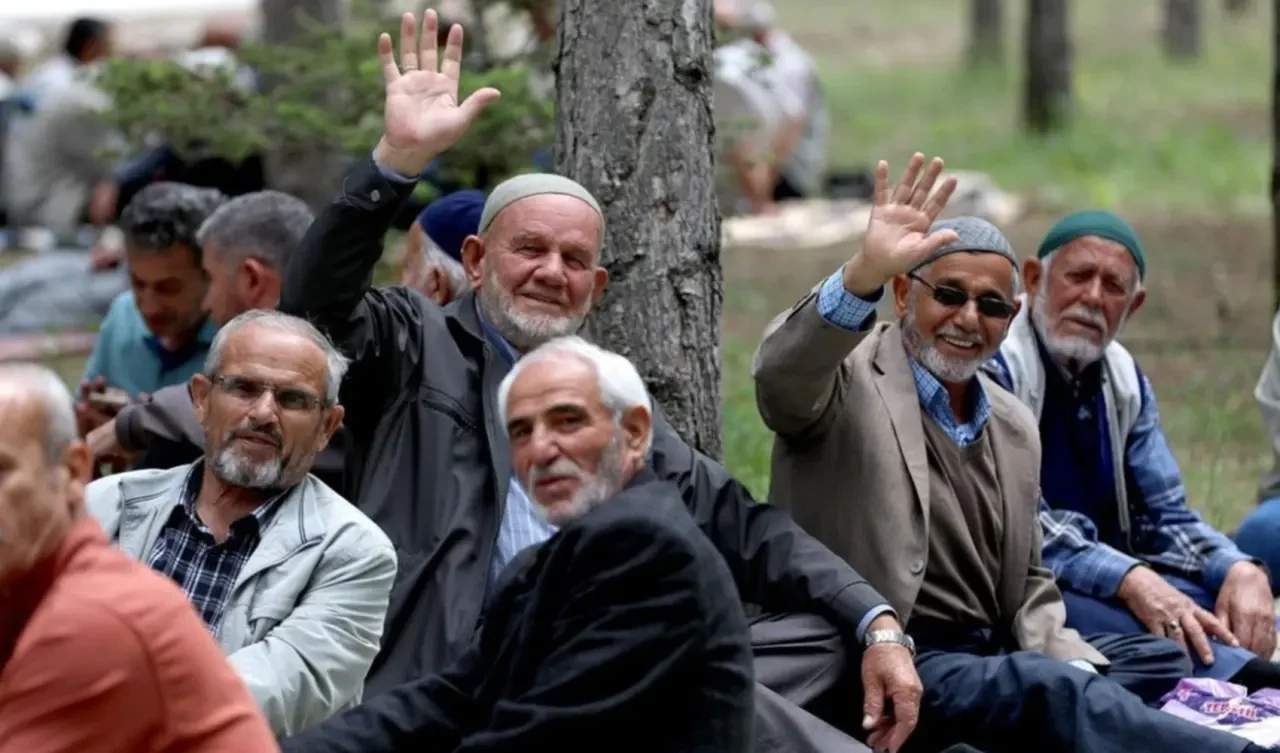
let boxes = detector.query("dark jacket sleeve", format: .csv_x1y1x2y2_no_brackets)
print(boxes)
279,642,480,753
453,513,712,752
277,157,425,431
114,384,199,453
649,409,888,643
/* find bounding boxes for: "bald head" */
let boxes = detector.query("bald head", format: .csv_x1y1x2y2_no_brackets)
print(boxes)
0,364,77,466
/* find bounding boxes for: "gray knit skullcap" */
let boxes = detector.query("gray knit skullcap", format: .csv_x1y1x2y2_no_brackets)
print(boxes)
479,174,605,234
910,216,1017,272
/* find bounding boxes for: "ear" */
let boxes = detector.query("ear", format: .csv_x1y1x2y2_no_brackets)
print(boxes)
619,405,653,461
242,257,282,308
190,373,212,424
1022,257,1043,300
1128,287,1147,317
60,440,94,516
314,404,346,451
461,235,486,290
590,266,609,305
426,266,454,306
891,274,911,319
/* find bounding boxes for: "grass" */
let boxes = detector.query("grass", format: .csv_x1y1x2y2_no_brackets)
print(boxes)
719,0,1278,531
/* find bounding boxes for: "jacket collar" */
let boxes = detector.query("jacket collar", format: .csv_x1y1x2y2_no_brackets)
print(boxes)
112,464,327,589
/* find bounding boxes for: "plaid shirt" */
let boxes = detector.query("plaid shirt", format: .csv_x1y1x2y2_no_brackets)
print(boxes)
985,356,1252,597
145,462,286,636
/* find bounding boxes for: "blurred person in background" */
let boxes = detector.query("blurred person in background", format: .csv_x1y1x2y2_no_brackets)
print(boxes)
399,189,482,306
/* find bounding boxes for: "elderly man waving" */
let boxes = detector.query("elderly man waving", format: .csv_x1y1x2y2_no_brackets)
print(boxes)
984,211,1280,689
753,155,1268,753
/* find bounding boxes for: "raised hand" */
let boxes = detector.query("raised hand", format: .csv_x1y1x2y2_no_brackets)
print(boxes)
375,10,501,176
841,153,960,297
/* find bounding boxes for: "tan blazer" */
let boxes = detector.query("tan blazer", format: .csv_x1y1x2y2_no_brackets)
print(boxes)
752,290,1106,665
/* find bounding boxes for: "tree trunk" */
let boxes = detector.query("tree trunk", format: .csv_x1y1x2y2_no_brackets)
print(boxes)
968,0,1004,67
1023,0,1072,133
554,0,724,457
1225,0,1253,14
1272,0,1280,311
260,0,348,210
1162,0,1202,58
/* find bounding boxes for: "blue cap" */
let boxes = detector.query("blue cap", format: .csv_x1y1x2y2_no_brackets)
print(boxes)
417,189,486,262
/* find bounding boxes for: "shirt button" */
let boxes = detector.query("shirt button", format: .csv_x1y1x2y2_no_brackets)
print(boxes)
909,558,925,575
370,189,381,202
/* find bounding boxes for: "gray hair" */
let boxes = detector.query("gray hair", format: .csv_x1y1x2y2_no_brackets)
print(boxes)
196,190,314,271
0,363,77,466
421,241,469,295
497,336,654,456
204,310,350,404
119,182,228,258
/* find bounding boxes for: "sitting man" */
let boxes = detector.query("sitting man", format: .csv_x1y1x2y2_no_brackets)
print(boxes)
280,336,755,752
77,182,226,434
753,154,1268,753
399,188,481,306
86,309,397,737
81,190,349,489
0,362,277,752
985,211,1279,686
281,13,917,753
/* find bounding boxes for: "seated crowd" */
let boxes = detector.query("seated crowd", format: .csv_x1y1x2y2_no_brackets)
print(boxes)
5,8,1280,753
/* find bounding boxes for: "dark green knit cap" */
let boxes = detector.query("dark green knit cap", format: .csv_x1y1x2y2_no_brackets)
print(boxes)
1036,210,1146,280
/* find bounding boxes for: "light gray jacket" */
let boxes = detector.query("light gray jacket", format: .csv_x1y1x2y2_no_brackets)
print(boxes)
86,464,397,738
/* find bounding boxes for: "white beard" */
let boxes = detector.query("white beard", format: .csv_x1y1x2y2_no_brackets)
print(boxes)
902,300,989,383
527,434,626,527
211,444,285,489
479,264,592,351
1031,283,1126,366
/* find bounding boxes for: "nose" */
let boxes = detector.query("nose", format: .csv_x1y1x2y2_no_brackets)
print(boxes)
245,390,281,422
526,423,561,465
1080,276,1104,306
952,298,981,330
530,254,568,287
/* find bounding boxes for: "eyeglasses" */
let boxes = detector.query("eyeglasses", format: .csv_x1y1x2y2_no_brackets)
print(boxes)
908,274,1016,319
212,375,326,412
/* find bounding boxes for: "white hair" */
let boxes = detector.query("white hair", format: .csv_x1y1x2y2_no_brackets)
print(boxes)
204,310,350,404
0,363,78,465
421,240,469,295
497,336,654,456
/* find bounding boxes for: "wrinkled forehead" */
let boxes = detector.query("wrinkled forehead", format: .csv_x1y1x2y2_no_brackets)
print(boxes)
218,327,327,390
917,251,1016,295
508,357,600,415
1054,236,1137,275
487,195,604,249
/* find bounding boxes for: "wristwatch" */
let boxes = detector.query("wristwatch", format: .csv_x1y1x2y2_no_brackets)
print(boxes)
864,629,916,657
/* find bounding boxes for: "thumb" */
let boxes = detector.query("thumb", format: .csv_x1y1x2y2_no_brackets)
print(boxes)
862,671,885,730
921,228,961,255
459,87,501,123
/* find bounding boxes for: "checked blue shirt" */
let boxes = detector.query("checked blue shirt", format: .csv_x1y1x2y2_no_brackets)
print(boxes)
145,462,286,636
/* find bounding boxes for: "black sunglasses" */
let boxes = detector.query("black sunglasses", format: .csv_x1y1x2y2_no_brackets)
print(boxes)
909,274,1017,319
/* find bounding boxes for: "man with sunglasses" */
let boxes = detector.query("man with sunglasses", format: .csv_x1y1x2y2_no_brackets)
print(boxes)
752,155,1267,752
985,212,1280,690
83,309,397,738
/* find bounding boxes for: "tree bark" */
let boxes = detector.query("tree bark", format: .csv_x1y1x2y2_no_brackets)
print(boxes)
1023,0,1072,133
554,0,724,457
260,0,349,210
1162,0,1202,59
968,0,1004,67
1272,0,1280,311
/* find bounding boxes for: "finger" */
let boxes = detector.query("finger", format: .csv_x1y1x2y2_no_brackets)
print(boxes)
888,720,916,753
399,12,419,72
865,724,890,750
1216,604,1232,635
1181,613,1216,665
378,32,400,83
1198,608,1240,647
891,153,924,205
458,86,501,123
920,175,959,221
861,675,885,730
906,229,961,263
441,22,465,81
420,8,439,73
872,160,889,206
908,157,945,209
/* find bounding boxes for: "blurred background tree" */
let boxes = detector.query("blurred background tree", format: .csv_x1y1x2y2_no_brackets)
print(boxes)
94,0,555,208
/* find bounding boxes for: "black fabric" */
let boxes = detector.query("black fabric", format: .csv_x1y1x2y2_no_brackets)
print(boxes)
1230,657,1280,694
278,157,890,696
278,472,755,753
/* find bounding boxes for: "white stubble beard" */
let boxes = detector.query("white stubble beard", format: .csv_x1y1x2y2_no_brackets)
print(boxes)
479,262,593,351
1030,282,1128,367
526,433,627,527
902,297,992,383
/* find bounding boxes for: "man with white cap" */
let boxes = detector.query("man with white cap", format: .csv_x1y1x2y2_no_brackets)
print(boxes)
712,0,828,214
280,10,915,753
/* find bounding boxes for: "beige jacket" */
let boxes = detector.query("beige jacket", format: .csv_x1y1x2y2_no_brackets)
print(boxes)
752,290,1106,665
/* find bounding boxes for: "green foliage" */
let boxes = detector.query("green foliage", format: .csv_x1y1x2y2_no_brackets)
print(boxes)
95,0,554,189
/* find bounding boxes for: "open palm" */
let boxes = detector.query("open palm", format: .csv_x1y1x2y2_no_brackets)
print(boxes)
378,10,501,157
859,154,961,280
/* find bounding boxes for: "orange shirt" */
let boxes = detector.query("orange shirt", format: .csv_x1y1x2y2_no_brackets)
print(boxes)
0,517,279,753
